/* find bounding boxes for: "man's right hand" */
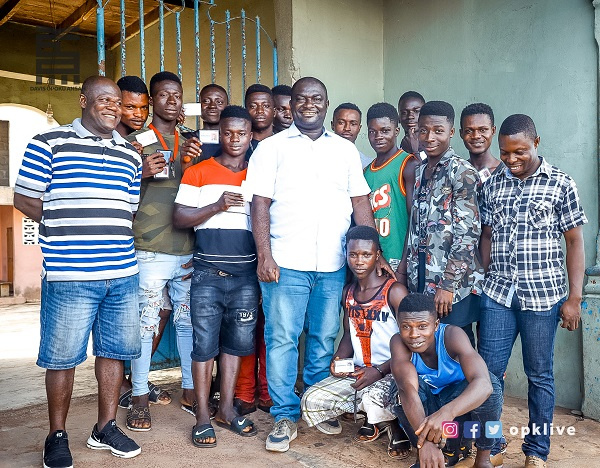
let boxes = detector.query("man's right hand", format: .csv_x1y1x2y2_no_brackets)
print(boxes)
216,191,244,211
181,137,203,160
257,255,280,283
408,127,420,155
142,151,167,178
417,440,446,468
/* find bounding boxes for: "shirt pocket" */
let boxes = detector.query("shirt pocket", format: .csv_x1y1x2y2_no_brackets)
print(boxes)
528,200,554,228
491,204,509,230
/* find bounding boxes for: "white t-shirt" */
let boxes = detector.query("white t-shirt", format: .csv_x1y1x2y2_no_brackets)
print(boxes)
246,123,371,272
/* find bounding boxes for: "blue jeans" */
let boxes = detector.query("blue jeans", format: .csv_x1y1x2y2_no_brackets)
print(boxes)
392,373,503,451
131,251,192,396
261,266,346,422
37,275,141,369
478,293,563,460
190,267,259,361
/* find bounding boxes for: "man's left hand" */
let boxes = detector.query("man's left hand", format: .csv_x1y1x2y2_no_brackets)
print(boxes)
375,256,395,278
350,366,381,391
560,297,581,331
415,407,454,449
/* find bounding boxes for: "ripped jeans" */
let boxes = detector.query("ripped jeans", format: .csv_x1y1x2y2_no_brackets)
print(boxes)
131,251,193,397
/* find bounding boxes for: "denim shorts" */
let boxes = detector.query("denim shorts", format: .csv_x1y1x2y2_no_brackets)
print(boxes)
37,274,141,370
190,267,259,362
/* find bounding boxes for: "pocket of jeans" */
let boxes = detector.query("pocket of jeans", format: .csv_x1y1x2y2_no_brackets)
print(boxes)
136,251,156,263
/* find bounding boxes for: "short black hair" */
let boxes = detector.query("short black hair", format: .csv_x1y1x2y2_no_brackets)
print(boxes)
499,114,538,140
367,102,399,126
345,225,380,252
149,71,181,96
292,76,328,99
333,102,362,120
272,84,292,97
460,103,494,127
219,105,251,123
419,100,455,125
245,84,273,104
397,293,437,317
200,83,228,98
398,91,425,105
116,75,148,95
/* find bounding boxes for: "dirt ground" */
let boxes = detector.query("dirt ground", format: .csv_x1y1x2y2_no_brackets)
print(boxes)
1,303,599,468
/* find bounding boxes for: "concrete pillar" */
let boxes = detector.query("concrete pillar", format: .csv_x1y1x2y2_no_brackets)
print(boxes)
581,0,600,422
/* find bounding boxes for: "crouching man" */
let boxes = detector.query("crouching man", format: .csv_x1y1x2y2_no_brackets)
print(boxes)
390,293,503,468
301,226,411,459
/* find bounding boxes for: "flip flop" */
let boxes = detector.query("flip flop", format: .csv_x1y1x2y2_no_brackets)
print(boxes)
181,400,217,419
148,382,171,405
353,421,389,442
215,415,258,437
118,389,132,409
192,423,217,448
126,404,151,432
387,433,411,458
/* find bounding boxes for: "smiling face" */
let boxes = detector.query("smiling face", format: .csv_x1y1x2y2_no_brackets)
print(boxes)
273,93,293,131
368,116,399,155
418,115,454,158
246,91,275,132
332,109,361,143
150,80,183,123
291,79,329,133
399,97,424,134
120,91,149,132
499,132,541,180
201,87,228,125
398,311,438,354
219,117,252,158
80,78,122,138
460,113,496,156
346,239,379,280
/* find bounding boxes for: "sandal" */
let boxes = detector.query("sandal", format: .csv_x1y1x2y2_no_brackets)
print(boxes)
148,382,171,405
118,389,132,409
181,400,217,419
387,425,412,459
215,415,258,437
192,423,217,448
353,421,389,442
126,404,151,432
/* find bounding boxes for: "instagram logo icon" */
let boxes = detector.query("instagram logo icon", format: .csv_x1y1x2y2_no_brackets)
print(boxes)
442,421,459,439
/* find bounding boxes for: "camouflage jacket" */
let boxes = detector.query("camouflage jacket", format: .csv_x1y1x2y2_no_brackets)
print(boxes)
407,148,484,303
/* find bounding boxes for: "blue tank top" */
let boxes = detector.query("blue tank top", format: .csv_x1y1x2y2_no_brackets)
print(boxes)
410,323,465,394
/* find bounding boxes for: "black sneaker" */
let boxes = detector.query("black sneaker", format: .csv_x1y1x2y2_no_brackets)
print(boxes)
86,419,141,458
43,430,73,468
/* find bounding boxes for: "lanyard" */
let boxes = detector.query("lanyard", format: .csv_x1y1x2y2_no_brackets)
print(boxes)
148,123,178,162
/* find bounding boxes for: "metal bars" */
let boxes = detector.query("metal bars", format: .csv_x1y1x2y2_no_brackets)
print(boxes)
102,1,279,101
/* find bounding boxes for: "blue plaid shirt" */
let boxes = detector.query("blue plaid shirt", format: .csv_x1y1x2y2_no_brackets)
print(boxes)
480,157,587,311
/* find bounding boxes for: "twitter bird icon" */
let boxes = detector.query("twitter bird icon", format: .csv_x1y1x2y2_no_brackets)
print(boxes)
485,421,502,438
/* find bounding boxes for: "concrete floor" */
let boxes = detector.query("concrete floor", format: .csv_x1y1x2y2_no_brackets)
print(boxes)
1,303,599,467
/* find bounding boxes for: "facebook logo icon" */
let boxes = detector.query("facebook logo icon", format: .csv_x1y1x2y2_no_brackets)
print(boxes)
464,421,481,438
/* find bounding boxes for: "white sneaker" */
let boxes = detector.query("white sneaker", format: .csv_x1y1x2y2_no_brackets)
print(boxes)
315,418,342,435
266,418,297,452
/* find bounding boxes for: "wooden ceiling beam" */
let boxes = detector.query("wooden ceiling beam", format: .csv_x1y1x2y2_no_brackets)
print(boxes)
53,0,98,41
107,7,164,51
0,0,23,27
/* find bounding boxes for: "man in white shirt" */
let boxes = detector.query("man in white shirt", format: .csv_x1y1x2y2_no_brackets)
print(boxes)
246,76,391,453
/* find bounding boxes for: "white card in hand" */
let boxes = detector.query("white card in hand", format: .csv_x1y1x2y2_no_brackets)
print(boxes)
135,130,158,147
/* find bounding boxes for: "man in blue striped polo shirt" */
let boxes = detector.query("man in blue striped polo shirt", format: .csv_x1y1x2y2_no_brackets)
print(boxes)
14,76,143,468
